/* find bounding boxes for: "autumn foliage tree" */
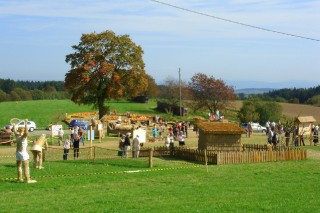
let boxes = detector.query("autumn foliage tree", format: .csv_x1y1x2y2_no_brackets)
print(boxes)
65,30,148,119
188,73,236,114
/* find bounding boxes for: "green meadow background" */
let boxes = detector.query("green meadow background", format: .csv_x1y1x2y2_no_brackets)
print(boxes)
0,99,159,129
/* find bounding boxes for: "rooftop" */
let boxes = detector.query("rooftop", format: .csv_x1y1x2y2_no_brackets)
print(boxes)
295,116,316,123
197,122,246,135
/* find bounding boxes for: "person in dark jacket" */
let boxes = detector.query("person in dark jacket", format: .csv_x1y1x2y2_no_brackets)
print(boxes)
123,132,131,158
73,134,80,159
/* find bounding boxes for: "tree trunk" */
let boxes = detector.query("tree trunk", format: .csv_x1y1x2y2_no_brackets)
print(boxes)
98,101,104,120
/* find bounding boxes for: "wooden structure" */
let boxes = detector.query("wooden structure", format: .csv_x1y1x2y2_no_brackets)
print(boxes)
197,122,246,151
0,131,14,145
294,116,316,145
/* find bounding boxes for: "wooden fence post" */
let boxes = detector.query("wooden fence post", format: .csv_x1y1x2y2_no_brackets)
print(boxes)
149,147,154,168
204,149,208,172
93,146,96,164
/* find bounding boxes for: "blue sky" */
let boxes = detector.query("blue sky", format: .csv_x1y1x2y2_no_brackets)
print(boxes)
0,0,319,89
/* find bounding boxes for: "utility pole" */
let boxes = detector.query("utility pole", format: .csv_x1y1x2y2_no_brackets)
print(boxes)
179,68,182,116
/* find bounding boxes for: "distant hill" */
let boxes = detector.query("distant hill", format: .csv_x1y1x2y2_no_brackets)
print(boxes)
232,101,320,123
235,88,274,95
226,80,319,90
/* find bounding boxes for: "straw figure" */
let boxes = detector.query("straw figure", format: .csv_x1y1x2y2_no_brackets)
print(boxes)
13,119,36,183
89,118,105,138
30,134,48,169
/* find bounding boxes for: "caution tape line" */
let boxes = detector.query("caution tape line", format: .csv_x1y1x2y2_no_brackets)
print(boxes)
0,165,206,181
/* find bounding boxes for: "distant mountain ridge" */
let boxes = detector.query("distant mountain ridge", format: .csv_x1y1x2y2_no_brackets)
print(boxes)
226,80,319,90
235,88,273,95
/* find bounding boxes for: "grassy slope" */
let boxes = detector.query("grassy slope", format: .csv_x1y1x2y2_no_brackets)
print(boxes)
2,99,318,129
0,100,159,129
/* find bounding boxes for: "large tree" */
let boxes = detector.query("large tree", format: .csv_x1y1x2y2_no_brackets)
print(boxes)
188,72,236,113
65,30,148,119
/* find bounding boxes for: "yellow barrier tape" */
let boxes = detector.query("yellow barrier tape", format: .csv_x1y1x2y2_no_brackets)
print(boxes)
0,165,205,181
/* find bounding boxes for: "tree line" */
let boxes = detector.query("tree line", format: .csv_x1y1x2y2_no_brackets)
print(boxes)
0,78,69,102
248,86,320,106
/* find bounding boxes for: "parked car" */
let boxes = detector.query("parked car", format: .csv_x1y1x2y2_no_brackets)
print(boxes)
241,122,267,133
69,119,89,130
5,121,37,132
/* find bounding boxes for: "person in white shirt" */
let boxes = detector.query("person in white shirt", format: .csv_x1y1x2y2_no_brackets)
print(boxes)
132,135,140,158
58,128,64,146
178,131,185,147
63,136,71,160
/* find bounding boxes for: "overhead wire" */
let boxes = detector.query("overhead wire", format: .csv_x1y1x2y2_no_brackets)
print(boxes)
150,0,320,42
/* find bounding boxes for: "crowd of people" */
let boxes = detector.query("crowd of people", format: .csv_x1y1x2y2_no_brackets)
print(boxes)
265,121,319,147
118,132,141,158
58,125,85,160
117,118,191,158
155,120,189,147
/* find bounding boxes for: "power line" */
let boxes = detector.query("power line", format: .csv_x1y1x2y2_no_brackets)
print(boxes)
150,0,320,42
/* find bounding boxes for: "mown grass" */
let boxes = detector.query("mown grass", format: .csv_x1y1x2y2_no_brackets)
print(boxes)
0,157,319,212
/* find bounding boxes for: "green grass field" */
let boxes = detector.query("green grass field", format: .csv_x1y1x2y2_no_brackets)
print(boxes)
0,99,159,129
0,157,319,212
1,100,320,212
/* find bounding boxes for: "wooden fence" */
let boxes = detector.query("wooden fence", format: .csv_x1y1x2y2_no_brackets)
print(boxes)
0,146,307,166
140,146,307,165
216,149,307,165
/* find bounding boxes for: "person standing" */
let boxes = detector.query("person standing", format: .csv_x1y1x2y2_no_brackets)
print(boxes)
271,121,276,131
123,132,131,158
314,125,319,146
284,128,291,147
164,135,170,148
267,129,273,145
70,127,75,143
73,134,80,159
272,130,279,146
74,125,79,135
78,127,84,146
158,125,163,139
13,119,36,183
118,134,125,157
178,131,185,147
58,128,64,146
63,135,71,160
132,135,140,158
153,125,158,140
265,121,270,135
247,122,253,138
